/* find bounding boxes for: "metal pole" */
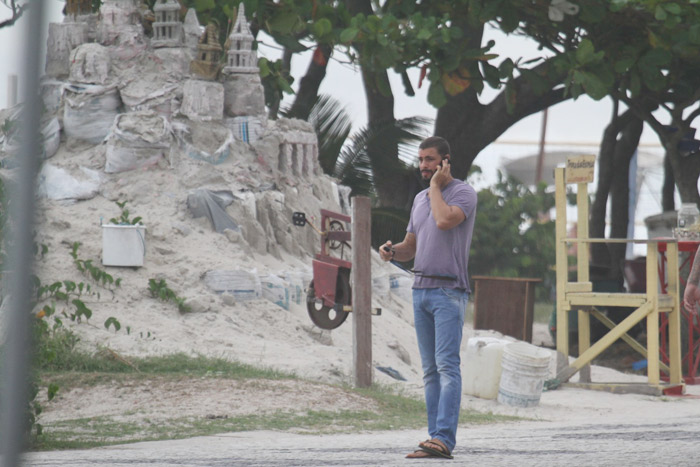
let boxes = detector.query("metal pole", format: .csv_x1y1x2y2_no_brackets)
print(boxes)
535,108,548,184
1,1,46,465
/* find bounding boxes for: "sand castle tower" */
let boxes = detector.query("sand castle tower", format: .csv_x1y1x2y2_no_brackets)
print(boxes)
183,8,204,54
224,4,257,74
182,22,225,120
65,0,92,18
189,22,223,80
98,0,144,45
45,16,88,77
222,5,266,141
152,0,183,48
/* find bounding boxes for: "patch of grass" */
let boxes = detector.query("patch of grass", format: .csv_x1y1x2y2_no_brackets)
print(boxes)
42,350,295,380
30,333,523,451
32,375,521,451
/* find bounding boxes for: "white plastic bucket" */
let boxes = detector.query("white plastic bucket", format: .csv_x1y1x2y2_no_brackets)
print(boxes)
497,342,551,408
463,337,510,400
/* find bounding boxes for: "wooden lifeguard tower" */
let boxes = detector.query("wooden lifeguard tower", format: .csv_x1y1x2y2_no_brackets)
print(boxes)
554,156,683,395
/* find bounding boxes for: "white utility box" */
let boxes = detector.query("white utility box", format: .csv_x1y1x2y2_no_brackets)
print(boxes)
102,224,146,267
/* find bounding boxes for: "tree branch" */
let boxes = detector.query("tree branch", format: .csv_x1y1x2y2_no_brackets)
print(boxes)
685,104,700,125
616,92,666,138
0,0,28,29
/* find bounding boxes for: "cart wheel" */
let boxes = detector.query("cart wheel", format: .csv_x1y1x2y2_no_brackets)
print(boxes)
327,220,346,251
306,274,351,330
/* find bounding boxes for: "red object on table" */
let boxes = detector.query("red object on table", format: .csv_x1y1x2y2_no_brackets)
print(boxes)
658,240,700,384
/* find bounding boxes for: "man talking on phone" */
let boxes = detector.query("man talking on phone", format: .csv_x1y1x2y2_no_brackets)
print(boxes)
379,136,477,459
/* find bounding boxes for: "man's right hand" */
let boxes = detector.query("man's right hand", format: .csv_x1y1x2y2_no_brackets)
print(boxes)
379,241,393,262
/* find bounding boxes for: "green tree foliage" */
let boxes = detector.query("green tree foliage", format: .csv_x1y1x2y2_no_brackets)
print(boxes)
469,172,556,295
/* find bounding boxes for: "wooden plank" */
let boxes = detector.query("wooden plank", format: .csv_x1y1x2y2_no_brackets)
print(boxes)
666,242,682,384
554,168,569,372
578,307,591,383
576,184,592,384
352,196,372,388
646,244,660,385
576,183,589,284
567,293,649,307
560,382,683,396
557,302,654,381
590,308,671,375
566,282,592,293
564,238,677,244
568,293,674,310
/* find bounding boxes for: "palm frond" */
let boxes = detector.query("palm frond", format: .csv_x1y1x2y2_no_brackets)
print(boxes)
364,116,432,171
333,116,432,197
307,94,353,174
334,126,373,196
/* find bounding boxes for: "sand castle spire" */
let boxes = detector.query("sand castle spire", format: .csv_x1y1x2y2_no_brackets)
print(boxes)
224,4,258,74
152,0,183,47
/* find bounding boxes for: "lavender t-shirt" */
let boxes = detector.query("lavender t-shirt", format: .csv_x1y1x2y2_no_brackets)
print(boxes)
407,179,477,292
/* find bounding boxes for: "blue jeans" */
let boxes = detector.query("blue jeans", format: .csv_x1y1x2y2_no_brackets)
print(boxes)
413,287,468,453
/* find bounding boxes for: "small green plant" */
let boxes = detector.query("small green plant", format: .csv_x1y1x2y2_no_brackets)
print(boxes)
1,117,17,139
104,316,121,332
148,278,191,313
70,242,122,292
109,200,142,225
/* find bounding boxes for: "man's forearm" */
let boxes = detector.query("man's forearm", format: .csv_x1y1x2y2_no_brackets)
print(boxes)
391,242,415,262
689,249,700,286
429,186,451,226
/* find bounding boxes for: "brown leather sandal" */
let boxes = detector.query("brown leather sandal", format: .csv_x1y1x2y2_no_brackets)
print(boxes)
418,438,453,459
406,449,438,459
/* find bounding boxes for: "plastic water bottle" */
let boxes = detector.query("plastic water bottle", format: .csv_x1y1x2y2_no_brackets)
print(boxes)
677,203,700,229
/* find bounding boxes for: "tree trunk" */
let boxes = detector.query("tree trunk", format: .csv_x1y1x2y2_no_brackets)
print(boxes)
287,44,332,121
359,66,412,208
662,155,676,212
607,115,643,283
590,108,637,270
666,145,700,208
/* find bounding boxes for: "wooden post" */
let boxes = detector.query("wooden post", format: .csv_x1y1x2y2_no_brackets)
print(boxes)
554,168,569,372
646,243,660,385
352,196,372,388
666,241,682,384
577,182,591,382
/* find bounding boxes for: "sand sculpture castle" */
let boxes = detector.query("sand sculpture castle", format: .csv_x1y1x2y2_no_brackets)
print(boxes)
0,1,350,265
34,1,321,178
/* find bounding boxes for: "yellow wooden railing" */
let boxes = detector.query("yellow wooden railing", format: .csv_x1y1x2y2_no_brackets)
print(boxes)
554,166,683,394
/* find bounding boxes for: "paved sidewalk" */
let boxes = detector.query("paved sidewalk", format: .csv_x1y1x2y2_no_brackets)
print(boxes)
25,413,700,466
23,381,700,467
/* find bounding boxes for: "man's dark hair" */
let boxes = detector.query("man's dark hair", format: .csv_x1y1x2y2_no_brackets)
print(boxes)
419,136,450,157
